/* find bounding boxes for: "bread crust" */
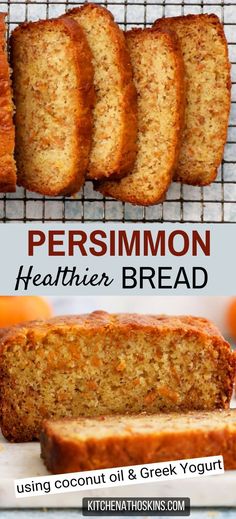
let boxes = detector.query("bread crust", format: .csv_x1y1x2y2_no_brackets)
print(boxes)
0,312,235,442
40,410,236,473
65,4,137,180
154,14,231,186
11,17,95,196
0,13,16,192
95,28,185,205
0,311,231,347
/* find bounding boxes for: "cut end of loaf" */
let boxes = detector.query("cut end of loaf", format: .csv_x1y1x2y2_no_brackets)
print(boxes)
0,313,235,442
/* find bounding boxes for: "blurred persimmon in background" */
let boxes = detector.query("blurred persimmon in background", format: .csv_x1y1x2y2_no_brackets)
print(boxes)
0,296,53,327
226,297,236,341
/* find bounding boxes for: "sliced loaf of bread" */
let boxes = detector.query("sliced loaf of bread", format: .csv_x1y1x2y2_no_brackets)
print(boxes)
41,410,236,473
154,14,231,186
0,312,235,441
0,13,16,192
65,4,137,180
96,28,185,205
11,18,95,196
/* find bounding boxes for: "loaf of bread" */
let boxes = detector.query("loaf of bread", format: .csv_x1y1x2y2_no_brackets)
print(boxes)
96,28,184,205
0,14,16,192
0,312,235,442
154,14,231,186
41,409,236,473
11,17,95,196
65,4,137,180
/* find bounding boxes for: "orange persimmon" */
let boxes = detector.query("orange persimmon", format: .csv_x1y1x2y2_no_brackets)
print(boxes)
0,296,53,327
226,298,236,341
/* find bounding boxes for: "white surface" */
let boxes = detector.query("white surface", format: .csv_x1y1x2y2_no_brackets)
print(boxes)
1,399,236,508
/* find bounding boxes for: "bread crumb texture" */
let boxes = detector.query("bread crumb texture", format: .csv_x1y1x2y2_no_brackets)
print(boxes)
41,409,236,473
154,14,231,185
0,13,16,192
96,28,185,205
0,312,235,442
11,17,95,196
66,4,137,180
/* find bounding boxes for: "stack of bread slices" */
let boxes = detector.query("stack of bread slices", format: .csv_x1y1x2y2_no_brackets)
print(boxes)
0,5,231,205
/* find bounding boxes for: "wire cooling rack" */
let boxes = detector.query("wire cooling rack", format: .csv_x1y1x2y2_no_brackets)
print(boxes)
0,0,235,223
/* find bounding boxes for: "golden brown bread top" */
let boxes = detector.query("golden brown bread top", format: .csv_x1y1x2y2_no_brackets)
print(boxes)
42,409,236,440
155,13,228,37
0,311,230,351
0,13,16,193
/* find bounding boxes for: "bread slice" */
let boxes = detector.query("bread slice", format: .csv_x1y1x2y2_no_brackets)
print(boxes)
0,13,16,192
41,409,236,473
64,4,137,180
10,17,95,196
0,312,235,442
154,14,231,186
96,28,185,205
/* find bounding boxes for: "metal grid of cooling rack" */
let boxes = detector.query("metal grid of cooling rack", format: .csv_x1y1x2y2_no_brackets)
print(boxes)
0,0,235,223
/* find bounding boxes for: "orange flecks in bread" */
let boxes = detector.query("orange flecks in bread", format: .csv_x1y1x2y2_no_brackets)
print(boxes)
96,28,185,205
40,410,236,473
68,344,81,360
158,385,180,404
86,380,98,391
10,17,95,196
0,312,235,442
154,14,231,186
144,389,158,405
57,390,70,402
91,356,101,368
116,360,126,372
65,4,137,180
